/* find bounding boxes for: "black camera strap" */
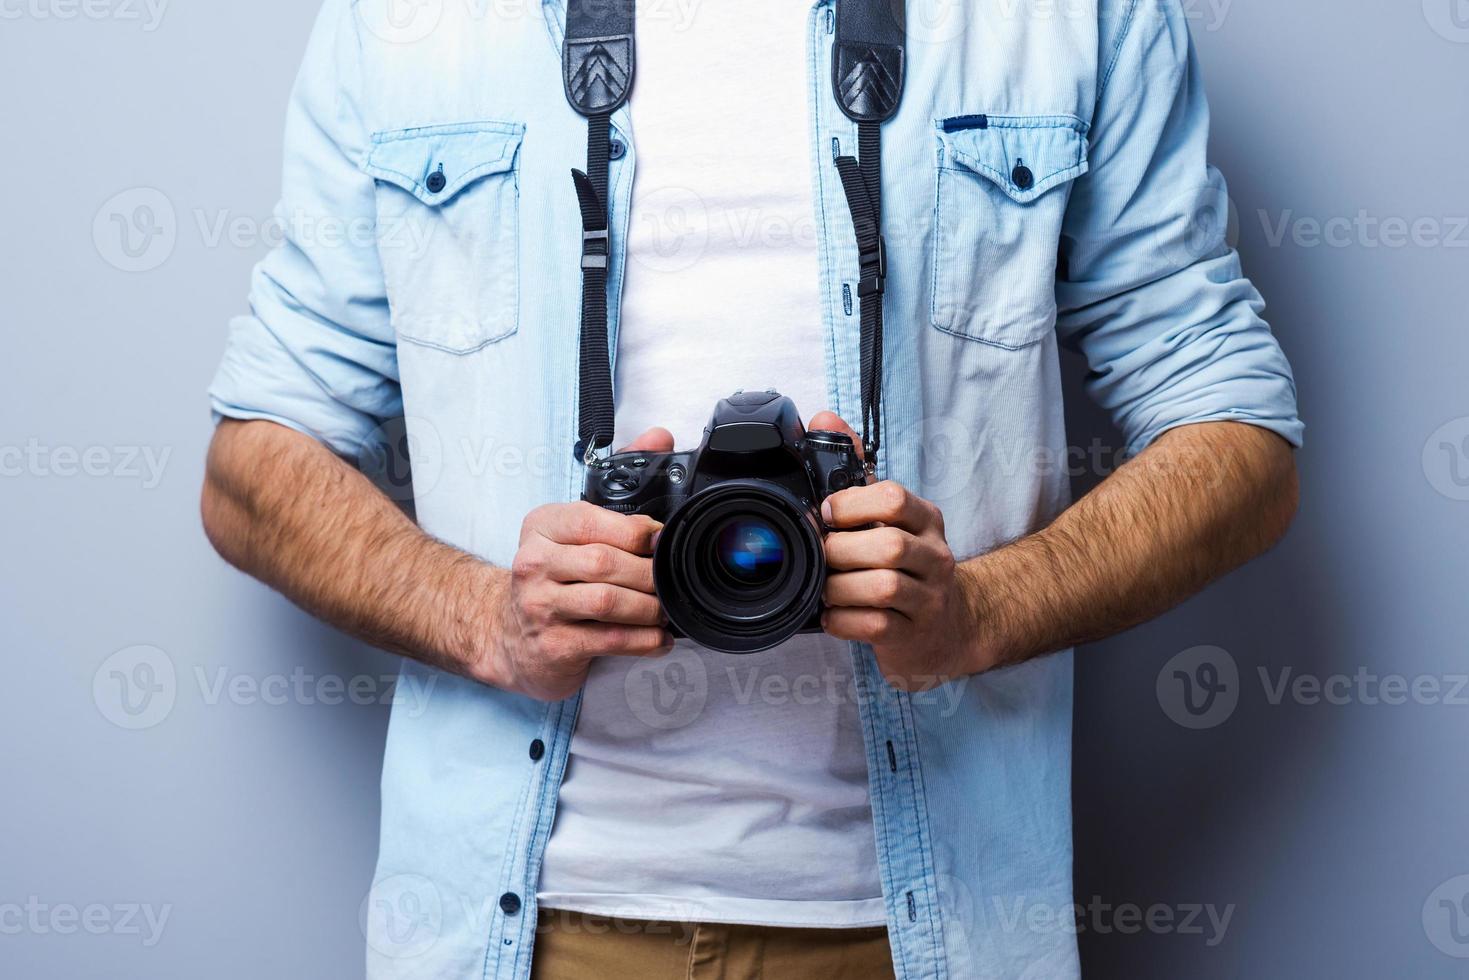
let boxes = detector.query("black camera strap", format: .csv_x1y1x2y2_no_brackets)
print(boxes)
564,0,635,461
563,0,905,469
831,0,904,470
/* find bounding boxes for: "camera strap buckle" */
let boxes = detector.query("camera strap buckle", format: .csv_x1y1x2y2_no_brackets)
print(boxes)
580,228,609,271
857,235,886,298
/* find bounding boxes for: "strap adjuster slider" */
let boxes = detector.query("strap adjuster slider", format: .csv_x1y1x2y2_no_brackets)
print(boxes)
581,228,609,270
857,235,887,297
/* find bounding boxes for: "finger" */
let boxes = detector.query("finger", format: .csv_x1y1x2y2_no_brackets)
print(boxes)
554,623,675,658
618,426,676,454
822,481,939,533
543,543,656,593
551,583,665,627
807,411,865,466
824,526,949,578
538,501,662,553
822,607,910,645
823,569,930,618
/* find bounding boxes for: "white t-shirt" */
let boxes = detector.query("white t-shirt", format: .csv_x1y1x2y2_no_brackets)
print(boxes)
536,0,885,928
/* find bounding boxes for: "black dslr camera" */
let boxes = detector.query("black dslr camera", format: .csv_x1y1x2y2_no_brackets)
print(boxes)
582,391,867,653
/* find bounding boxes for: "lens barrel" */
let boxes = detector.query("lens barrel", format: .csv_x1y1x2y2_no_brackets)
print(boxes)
653,480,825,654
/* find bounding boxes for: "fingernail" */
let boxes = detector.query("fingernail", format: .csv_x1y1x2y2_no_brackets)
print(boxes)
821,499,833,525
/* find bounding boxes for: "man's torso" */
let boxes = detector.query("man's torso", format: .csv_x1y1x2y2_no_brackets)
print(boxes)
350,1,1101,975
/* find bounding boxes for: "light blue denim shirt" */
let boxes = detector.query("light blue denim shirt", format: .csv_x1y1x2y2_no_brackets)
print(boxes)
210,0,1302,976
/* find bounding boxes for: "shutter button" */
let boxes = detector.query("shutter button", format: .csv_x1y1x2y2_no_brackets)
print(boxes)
1011,163,1034,191
499,892,521,916
426,170,447,194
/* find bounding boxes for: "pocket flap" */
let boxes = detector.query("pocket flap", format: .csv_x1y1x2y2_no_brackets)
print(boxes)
365,122,525,205
937,114,1089,204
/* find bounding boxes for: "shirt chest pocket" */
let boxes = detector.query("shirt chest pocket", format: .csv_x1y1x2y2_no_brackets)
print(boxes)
364,122,525,354
931,114,1089,350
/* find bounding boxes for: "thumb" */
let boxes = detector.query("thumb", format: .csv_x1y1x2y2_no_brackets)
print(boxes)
618,426,676,454
807,411,864,465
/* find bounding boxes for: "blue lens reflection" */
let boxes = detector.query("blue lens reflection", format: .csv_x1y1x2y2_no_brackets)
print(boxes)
716,519,786,586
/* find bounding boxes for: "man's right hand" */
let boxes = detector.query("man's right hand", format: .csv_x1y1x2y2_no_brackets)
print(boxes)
203,419,678,704
475,501,673,701
470,426,678,701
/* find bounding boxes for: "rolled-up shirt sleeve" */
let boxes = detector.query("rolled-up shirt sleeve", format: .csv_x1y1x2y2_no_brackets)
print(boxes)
1055,0,1303,455
208,0,400,459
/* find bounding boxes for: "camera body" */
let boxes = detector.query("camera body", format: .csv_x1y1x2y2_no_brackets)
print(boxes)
582,390,866,653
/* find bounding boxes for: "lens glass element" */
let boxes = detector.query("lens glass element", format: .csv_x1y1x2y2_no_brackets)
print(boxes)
654,480,826,654
714,518,786,588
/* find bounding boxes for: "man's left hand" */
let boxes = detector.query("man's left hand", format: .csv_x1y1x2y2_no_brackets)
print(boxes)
809,413,992,690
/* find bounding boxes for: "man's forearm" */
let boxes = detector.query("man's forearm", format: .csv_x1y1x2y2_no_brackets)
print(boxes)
201,419,500,673
965,421,1299,668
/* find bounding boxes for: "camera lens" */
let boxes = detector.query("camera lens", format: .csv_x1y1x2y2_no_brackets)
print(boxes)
654,480,826,654
713,518,786,589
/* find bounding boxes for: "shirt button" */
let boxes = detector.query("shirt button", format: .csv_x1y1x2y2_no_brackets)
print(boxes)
499,892,521,916
608,138,626,160
426,170,447,194
1011,163,1034,190
528,739,545,761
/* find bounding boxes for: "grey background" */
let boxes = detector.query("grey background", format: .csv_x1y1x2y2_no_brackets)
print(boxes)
2,0,1466,976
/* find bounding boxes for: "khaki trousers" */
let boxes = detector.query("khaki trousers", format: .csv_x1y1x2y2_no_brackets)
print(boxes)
531,910,897,980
